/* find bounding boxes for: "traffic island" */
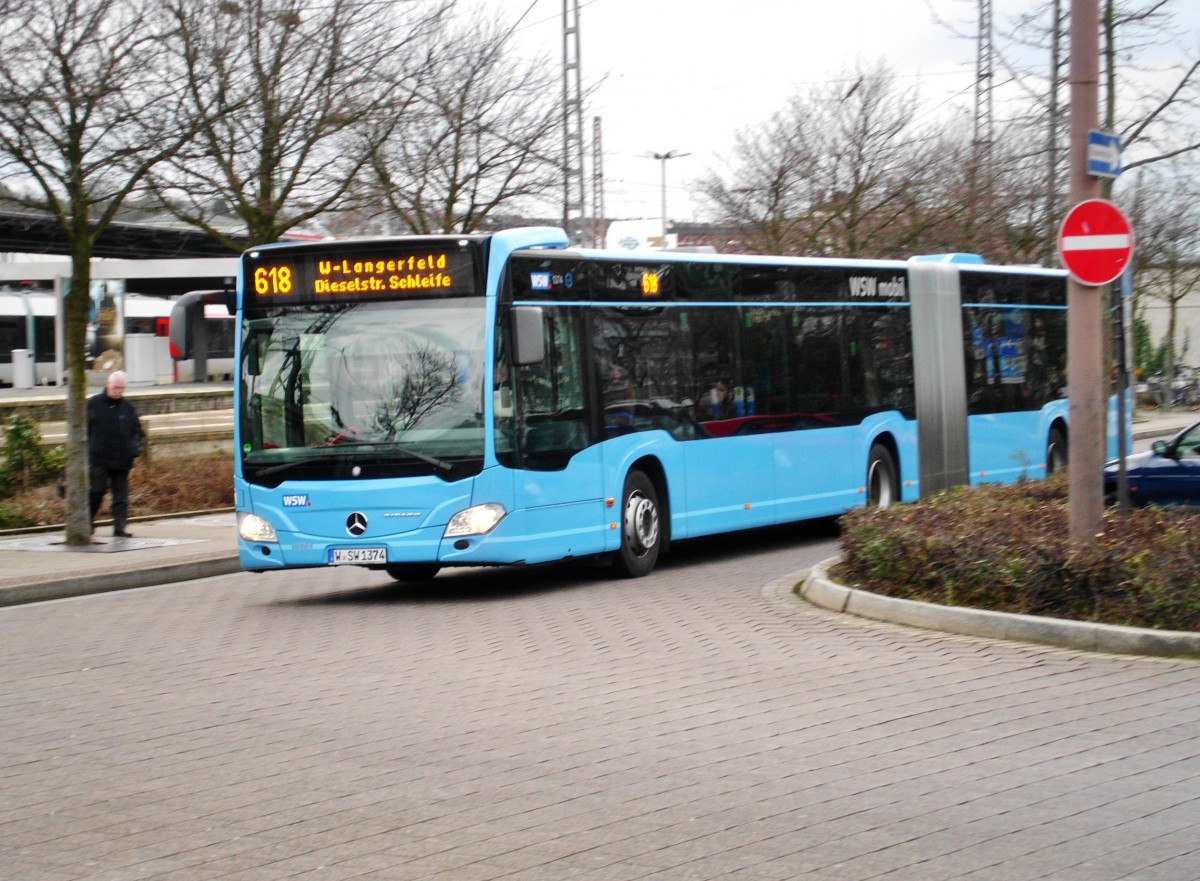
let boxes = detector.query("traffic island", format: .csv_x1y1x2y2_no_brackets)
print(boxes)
796,555,1200,660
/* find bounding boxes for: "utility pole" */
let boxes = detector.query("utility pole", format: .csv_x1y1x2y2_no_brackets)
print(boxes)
561,0,585,246
1044,0,1064,266
973,0,994,152
970,0,995,241
591,116,605,247
1067,0,1105,544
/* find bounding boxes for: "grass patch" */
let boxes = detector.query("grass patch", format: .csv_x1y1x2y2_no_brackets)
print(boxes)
834,475,1200,632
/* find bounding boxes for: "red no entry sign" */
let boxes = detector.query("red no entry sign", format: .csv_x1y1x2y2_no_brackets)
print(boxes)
1057,199,1133,286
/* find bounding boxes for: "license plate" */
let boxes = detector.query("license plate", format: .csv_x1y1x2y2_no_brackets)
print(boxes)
329,547,387,565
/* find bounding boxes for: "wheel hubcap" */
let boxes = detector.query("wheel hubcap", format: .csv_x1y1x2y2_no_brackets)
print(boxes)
1048,443,1065,473
869,461,894,508
624,491,659,556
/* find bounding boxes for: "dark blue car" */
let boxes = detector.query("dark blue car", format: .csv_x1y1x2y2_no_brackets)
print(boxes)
1105,420,1200,507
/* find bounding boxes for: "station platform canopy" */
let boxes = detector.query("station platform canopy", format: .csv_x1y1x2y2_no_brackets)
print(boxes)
0,209,244,260
0,206,249,297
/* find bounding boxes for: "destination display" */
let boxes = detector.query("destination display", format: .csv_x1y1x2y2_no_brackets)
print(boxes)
244,242,480,306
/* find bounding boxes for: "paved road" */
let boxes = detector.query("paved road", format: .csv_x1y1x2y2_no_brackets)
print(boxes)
4,523,1199,881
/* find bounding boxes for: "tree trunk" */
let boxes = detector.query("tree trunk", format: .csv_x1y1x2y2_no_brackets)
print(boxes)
63,239,94,546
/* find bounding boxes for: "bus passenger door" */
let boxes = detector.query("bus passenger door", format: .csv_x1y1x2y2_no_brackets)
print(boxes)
510,307,608,563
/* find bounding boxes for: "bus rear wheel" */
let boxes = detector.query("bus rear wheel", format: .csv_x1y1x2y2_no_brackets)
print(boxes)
867,444,898,509
614,470,661,578
386,563,440,582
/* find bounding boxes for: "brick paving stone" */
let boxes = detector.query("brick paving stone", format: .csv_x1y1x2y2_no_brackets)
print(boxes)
3,529,1200,881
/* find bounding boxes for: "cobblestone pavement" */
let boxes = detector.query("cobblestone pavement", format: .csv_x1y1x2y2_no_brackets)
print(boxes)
3,524,1199,881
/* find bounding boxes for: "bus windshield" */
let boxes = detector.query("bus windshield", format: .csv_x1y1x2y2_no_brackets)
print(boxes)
240,297,486,484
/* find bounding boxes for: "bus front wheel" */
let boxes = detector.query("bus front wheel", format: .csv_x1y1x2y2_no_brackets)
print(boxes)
615,471,661,578
867,444,899,509
1046,427,1068,475
386,563,440,583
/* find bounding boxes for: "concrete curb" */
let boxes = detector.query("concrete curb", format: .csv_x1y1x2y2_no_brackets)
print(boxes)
1132,415,1196,441
0,558,242,607
792,556,1200,660
0,508,236,538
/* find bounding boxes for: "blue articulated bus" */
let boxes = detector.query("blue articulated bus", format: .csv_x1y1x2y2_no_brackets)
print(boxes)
225,227,1116,580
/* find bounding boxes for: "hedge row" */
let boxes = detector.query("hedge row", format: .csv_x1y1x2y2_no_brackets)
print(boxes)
834,476,1200,632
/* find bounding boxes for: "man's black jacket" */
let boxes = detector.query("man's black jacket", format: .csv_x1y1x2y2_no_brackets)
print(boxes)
87,391,143,470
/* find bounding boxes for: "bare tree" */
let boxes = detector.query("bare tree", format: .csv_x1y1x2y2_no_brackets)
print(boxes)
156,0,451,248
1126,161,1200,394
695,110,811,255
368,14,563,234
0,0,197,545
969,114,1078,264
700,65,972,259
1099,1,1200,175
974,0,1199,259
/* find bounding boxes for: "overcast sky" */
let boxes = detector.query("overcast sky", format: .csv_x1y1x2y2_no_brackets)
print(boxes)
465,0,1200,225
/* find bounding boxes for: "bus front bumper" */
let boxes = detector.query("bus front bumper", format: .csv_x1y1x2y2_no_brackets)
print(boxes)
236,512,553,572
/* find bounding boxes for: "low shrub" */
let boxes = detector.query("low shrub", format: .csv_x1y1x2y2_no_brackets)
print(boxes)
835,475,1200,632
0,453,234,529
1,414,64,495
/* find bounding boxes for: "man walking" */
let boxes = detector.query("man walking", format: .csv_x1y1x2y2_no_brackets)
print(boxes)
88,370,143,538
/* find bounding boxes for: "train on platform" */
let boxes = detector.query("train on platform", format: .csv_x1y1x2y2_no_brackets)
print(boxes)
0,286,233,386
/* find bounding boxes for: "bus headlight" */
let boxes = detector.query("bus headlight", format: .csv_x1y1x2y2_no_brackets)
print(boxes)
444,503,506,537
238,512,278,543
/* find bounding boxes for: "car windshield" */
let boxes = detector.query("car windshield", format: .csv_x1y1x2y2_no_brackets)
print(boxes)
240,298,486,484
1175,424,1200,458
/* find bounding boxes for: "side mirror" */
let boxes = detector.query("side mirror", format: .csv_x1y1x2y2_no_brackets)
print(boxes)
244,330,261,377
168,289,236,359
511,306,545,366
168,298,194,359
1152,439,1171,457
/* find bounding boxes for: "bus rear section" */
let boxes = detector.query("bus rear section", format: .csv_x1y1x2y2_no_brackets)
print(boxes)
493,251,1082,576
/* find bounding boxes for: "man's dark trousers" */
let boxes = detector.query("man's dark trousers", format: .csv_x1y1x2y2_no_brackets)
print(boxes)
90,467,130,534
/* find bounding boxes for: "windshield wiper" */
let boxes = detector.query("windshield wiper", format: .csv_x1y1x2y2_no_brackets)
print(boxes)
253,456,326,478
249,442,454,477
331,439,454,471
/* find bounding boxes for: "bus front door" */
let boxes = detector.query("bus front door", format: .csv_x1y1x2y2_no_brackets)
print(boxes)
509,307,609,564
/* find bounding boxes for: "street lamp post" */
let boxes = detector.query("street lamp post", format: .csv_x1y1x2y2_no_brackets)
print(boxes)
649,150,691,245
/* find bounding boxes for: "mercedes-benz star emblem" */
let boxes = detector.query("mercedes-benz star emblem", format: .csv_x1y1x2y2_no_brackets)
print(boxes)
345,512,368,536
